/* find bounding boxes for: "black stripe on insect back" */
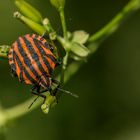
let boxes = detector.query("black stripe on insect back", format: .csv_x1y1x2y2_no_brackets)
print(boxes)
22,36,47,75
17,39,42,80
32,37,53,74
46,54,56,64
33,34,56,64
34,34,50,49
14,52,35,84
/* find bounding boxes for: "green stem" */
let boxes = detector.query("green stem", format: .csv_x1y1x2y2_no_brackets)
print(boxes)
59,7,69,85
88,0,140,44
60,52,69,84
59,8,68,41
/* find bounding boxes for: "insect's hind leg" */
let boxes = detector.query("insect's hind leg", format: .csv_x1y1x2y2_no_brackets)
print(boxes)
30,85,47,103
29,85,50,109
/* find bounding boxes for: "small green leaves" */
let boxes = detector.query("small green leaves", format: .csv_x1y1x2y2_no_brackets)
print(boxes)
69,31,90,60
14,0,43,23
50,0,65,10
70,43,90,60
57,30,90,60
14,12,45,35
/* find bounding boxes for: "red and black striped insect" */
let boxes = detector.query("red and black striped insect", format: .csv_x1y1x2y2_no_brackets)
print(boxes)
8,34,77,107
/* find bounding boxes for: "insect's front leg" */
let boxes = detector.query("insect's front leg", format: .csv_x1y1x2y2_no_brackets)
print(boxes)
55,59,62,68
51,79,60,96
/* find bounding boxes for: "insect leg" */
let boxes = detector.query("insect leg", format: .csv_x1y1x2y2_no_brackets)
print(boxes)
41,31,48,38
31,85,46,103
29,85,48,109
52,79,79,98
51,79,60,96
55,59,62,68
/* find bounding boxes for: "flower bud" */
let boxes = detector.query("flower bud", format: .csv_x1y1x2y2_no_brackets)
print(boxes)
70,42,90,59
72,31,89,44
0,45,10,59
14,12,45,35
15,0,42,23
43,18,57,40
50,0,65,11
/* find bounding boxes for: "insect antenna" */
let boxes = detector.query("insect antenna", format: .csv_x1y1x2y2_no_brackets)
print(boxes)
28,96,39,109
57,88,79,98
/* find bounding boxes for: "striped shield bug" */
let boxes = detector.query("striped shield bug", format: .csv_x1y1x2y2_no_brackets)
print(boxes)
8,34,78,108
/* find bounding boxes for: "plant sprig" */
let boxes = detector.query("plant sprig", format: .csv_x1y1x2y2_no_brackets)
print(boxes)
0,0,140,129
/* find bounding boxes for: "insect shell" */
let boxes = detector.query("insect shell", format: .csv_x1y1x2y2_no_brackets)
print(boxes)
8,34,57,91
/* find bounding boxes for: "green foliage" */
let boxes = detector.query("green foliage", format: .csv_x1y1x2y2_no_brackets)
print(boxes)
70,43,89,60
72,31,89,44
15,0,43,23
14,12,45,35
69,31,90,60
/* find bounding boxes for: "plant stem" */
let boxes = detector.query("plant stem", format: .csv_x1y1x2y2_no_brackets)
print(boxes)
60,52,69,84
0,53,8,59
88,0,140,44
59,7,69,85
59,8,68,41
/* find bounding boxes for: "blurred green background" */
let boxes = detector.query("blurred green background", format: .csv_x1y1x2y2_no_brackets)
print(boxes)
1,0,140,140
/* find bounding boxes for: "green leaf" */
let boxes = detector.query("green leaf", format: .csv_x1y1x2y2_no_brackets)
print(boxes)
69,53,86,61
50,0,65,10
70,42,90,58
15,0,42,23
72,30,89,44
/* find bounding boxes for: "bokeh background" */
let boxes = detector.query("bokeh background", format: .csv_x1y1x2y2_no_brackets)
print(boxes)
1,0,140,140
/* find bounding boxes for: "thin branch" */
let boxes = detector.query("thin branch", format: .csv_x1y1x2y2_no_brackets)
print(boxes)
59,8,68,41
59,7,69,86
88,0,140,45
